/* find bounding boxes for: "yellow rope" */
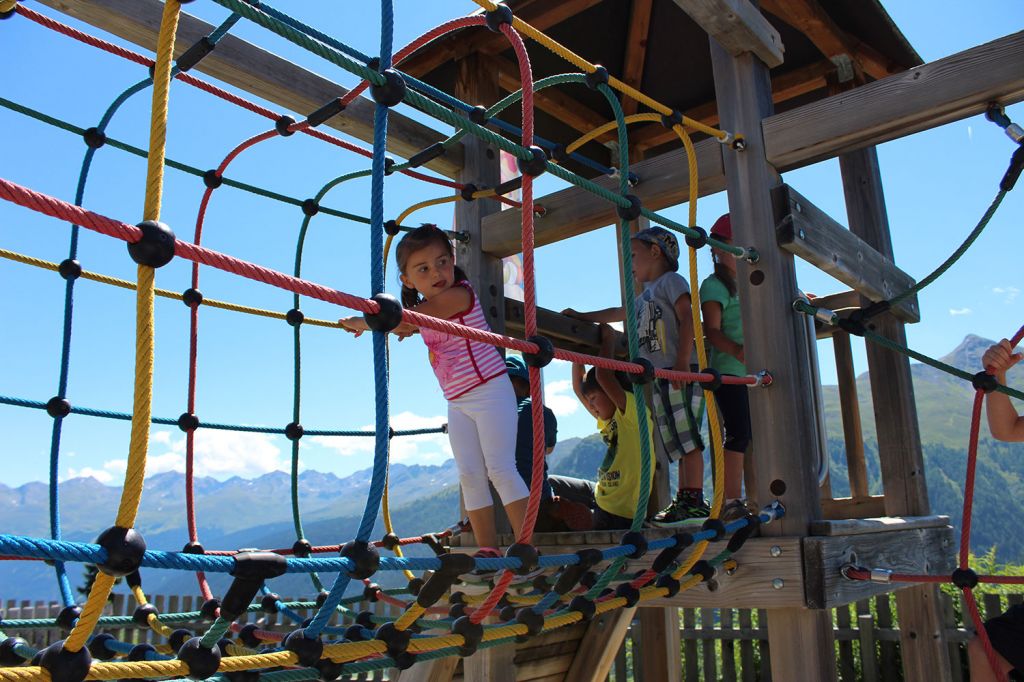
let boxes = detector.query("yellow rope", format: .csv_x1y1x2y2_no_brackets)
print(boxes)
394,603,426,631
564,113,660,155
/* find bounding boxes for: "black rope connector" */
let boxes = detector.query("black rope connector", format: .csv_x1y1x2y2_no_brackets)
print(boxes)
661,110,683,129
615,583,641,607
837,315,867,337
506,543,540,575
55,605,81,631
58,258,82,281
275,115,297,136
1002,145,1024,192
628,357,655,385
169,629,192,653
83,127,106,150
553,548,602,595
238,624,260,648
375,622,412,657
384,157,396,176
421,532,446,556
858,299,891,322
569,595,596,622
176,36,215,73
182,288,203,308
222,551,287,620
548,144,569,164
345,624,368,642
972,371,999,394
524,335,555,368
616,194,643,221
95,526,146,577
656,574,681,598
203,170,223,189
585,66,609,90
283,629,323,667
363,582,381,602
451,616,484,657
370,69,407,107
316,660,345,681
517,146,548,177
226,671,260,682
460,183,478,202
951,567,979,589
178,637,222,680
314,590,329,608
627,171,640,188
494,176,523,197
580,570,599,589
698,367,722,392
301,198,320,217
499,604,517,622
291,538,312,558
182,541,204,555
701,519,727,541
364,292,404,333
726,518,757,553
37,640,92,682
131,604,158,628
125,570,143,588
689,560,715,582
260,593,280,613
407,576,425,596
340,539,380,580
307,98,346,128
620,530,648,559
128,220,176,268
46,397,71,419
380,533,401,551
285,308,304,328
484,2,513,32
515,608,544,642
126,642,156,662
468,105,489,126
177,412,199,433
651,533,694,574
199,598,220,621
685,226,708,250
384,219,403,236
87,633,117,661
417,553,475,607
409,142,446,168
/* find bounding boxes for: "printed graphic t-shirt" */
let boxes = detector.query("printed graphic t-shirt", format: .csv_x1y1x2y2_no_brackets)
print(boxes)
595,392,656,520
635,271,690,369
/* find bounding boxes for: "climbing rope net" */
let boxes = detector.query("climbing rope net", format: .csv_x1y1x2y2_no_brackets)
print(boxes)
0,1,1020,680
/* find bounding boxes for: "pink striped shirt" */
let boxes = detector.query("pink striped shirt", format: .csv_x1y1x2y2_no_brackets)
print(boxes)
421,281,507,400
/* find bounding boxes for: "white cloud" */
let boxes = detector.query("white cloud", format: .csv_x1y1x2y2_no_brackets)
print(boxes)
949,307,972,316
65,467,114,484
544,379,579,417
311,412,451,465
994,286,1020,303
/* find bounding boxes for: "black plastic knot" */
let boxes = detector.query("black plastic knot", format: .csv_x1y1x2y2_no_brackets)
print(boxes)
260,593,280,613
484,3,513,32
384,157,396,176
951,567,979,589
307,99,346,128
57,258,82,281
344,624,369,642
661,110,683,129
132,603,158,627
199,598,220,620
506,543,539,575
283,629,322,667
451,616,484,657
628,357,655,385
127,220,176,268
580,570,598,588
656,574,680,597
972,371,998,394
698,367,722,391
83,127,106,150
178,637,222,680
460,183,478,202
568,595,596,622
702,518,727,541
46,397,71,419
182,288,203,308
651,532,694,574
685,226,708,250
284,308,304,328
176,36,215,73
384,219,401,236
55,605,81,631
615,583,641,607
616,194,642,221
407,577,425,596
275,115,296,136
340,540,380,579
95,526,146,577
203,170,223,189
375,622,412,657
370,69,407,107
689,560,715,582
548,144,569,164
409,143,447,168
315,590,329,608
301,198,320,217
169,629,192,653
291,538,312,558
38,640,92,682
178,412,199,433
86,633,116,661
585,66,609,90
363,582,381,602
238,624,261,649
364,293,404,333
516,146,548,177
379,533,401,551
285,422,304,441
515,608,544,642
524,335,555,368
620,530,648,559
316,659,346,681
127,643,156,662
468,105,489,126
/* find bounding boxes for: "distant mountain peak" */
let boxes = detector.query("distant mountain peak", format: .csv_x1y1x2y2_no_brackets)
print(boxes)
942,334,996,369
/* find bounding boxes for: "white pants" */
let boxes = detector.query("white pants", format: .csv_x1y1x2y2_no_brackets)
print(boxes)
447,375,529,511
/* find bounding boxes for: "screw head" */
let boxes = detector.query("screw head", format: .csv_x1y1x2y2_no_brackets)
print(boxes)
772,578,785,590
770,545,782,558
798,229,806,239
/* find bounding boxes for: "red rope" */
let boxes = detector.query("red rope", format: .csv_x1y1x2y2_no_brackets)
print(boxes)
960,390,985,568
964,587,1009,682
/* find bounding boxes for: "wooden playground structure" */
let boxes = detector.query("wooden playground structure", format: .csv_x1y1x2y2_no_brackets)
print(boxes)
16,0,1024,679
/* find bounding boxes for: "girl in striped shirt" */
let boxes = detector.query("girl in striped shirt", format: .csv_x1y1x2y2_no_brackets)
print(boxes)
340,224,529,556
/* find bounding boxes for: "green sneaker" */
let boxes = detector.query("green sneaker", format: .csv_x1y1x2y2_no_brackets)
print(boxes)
650,491,710,527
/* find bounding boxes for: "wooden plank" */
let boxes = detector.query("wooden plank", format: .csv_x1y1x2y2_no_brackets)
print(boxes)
35,0,463,178
629,622,641,682
621,0,654,117
833,332,870,499
876,594,901,681
809,514,950,537
516,653,575,681
699,608,716,682
821,495,887,520
613,637,628,682
738,609,754,682
772,184,919,322
857,601,879,682
637,606,682,682
802,526,955,609
682,608,699,682
504,300,627,357
564,607,637,682
671,0,784,67
765,31,1024,169
720,608,737,682
398,656,458,682
835,605,855,682
481,139,725,258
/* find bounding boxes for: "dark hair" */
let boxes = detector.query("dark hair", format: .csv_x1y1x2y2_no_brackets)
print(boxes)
395,223,468,308
582,367,633,396
713,263,737,297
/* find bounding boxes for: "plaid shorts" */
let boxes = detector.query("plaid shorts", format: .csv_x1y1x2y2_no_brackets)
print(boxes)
652,370,705,462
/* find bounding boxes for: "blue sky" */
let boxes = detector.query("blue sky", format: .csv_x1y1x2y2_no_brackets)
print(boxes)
0,1,1021,487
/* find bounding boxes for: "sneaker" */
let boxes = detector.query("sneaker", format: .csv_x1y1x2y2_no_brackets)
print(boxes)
649,490,711,527
720,499,754,526
467,547,503,582
548,497,594,532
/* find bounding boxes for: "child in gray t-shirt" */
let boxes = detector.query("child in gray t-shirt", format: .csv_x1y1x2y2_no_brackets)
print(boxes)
563,227,709,524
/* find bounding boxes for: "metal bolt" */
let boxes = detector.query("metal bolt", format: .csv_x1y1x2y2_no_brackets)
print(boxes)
794,202,802,213
770,545,782,558
797,229,806,239
772,578,785,590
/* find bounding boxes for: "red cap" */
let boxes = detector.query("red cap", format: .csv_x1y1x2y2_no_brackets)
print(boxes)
710,214,732,240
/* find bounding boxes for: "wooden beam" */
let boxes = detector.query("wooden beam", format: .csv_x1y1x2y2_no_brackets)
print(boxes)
772,184,920,322
35,0,463,177
398,657,458,682
672,0,785,68
833,332,870,499
637,607,682,682
621,0,654,117
463,641,515,682
563,607,636,682
802,525,955,608
810,514,950,537
482,138,725,257
821,495,887,520
765,30,1024,168
504,300,627,357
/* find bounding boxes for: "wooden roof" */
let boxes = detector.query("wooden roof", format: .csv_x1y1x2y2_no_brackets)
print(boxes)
401,0,921,178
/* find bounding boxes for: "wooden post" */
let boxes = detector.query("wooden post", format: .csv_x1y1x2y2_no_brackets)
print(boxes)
709,35,837,682
564,606,637,682
832,331,869,499
637,606,682,682
838,145,951,682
